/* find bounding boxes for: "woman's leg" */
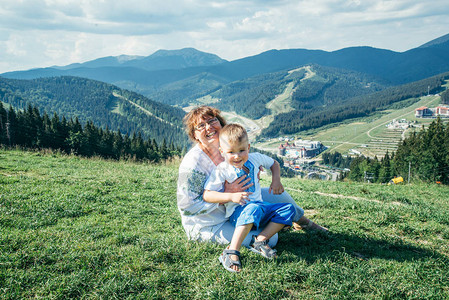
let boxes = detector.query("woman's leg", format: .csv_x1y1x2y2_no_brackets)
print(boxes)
261,188,328,232
212,221,278,248
260,188,304,222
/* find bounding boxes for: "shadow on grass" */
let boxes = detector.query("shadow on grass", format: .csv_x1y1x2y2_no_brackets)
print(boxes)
278,230,446,263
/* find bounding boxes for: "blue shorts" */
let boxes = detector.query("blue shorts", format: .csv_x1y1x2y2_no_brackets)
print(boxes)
229,201,295,229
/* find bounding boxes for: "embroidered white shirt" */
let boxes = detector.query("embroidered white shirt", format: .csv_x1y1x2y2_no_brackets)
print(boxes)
177,144,227,241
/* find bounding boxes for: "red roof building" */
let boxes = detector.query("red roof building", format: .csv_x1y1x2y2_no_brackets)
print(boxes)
436,106,449,116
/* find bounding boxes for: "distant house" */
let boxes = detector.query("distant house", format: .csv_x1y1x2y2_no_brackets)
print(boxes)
415,105,449,118
415,106,433,118
436,106,449,117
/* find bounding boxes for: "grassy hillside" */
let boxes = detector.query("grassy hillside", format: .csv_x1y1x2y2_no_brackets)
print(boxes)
255,92,449,158
1,149,448,299
308,94,447,157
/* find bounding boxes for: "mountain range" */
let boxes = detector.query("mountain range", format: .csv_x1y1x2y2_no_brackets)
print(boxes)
1,33,449,141
3,34,449,97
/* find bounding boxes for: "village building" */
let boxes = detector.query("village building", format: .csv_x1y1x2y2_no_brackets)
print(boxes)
386,119,411,130
436,106,449,116
278,139,324,159
415,106,434,118
415,105,449,118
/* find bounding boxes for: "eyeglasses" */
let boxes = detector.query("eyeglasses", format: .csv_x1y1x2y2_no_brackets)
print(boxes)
195,117,219,131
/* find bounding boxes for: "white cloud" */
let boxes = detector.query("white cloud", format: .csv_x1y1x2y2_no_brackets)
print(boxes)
0,0,448,73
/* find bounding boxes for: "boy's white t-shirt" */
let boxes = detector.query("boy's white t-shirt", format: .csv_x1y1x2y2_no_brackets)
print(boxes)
204,152,275,218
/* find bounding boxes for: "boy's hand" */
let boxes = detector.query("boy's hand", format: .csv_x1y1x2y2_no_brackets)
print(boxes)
269,180,284,195
231,192,252,206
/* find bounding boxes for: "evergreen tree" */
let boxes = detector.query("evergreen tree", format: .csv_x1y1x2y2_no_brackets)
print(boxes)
37,112,52,149
378,151,392,183
6,107,17,146
369,156,381,183
66,117,86,154
0,102,7,144
160,138,169,160
112,130,124,159
348,156,364,181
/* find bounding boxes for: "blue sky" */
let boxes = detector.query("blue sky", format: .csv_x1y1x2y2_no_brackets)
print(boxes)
1,0,448,73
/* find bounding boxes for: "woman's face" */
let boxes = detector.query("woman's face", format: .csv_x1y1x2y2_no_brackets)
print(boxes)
193,115,222,148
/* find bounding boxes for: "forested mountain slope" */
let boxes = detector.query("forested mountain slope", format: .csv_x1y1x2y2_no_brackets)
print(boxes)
261,71,449,137
0,76,189,147
208,64,389,120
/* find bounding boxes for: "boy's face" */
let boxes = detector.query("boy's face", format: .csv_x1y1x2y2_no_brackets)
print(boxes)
219,137,250,169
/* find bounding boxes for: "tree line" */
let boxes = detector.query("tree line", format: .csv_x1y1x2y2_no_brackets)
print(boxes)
0,102,182,162
322,151,353,169
328,117,449,184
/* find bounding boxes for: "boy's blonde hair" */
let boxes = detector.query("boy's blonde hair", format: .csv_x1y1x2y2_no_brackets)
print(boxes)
219,124,248,145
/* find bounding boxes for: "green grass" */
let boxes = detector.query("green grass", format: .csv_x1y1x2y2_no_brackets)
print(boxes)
1,149,449,299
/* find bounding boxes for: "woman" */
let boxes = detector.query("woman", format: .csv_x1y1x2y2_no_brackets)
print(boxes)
177,106,327,247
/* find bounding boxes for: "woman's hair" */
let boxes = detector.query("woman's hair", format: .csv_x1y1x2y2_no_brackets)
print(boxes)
183,106,227,142
219,123,248,145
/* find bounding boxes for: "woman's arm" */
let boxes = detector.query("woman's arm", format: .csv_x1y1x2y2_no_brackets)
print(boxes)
177,166,219,216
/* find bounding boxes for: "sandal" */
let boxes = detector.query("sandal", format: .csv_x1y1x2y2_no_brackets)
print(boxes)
293,220,328,233
218,249,242,273
248,235,277,259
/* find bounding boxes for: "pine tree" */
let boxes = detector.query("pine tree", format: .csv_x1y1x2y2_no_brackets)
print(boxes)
100,127,115,158
160,138,169,160
6,106,17,146
112,130,124,159
37,112,52,149
348,156,364,181
378,151,392,183
0,102,7,144
84,121,99,156
66,117,86,155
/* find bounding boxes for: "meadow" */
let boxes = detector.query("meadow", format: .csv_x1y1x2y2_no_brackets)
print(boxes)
1,149,448,299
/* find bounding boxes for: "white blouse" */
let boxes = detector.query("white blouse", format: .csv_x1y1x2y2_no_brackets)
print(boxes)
177,144,227,241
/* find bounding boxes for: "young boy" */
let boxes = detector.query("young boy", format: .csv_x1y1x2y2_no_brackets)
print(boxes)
203,124,295,273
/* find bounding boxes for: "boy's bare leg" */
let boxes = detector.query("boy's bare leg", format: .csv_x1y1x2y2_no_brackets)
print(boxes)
228,223,253,272
256,222,285,242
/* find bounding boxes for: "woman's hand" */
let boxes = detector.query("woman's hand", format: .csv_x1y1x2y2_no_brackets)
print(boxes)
231,192,252,206
224,175,253,193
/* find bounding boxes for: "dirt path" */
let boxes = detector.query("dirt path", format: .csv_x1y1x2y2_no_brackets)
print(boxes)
286,187,404,206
